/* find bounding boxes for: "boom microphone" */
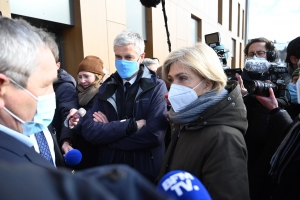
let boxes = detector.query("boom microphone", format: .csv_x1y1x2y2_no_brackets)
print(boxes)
140,0,161,8
244,59,271,73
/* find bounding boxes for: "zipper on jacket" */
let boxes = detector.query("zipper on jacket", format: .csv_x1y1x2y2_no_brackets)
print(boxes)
164,125,183,174
133,85,155,118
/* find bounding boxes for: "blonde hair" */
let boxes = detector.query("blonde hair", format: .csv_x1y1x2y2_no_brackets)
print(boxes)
93,74,104,86
162,42,227,92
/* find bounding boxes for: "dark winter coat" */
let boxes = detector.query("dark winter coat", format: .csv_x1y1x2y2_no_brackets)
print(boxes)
157,81,250,200
250,109,300,200
80,65,168,182
52,69,78,141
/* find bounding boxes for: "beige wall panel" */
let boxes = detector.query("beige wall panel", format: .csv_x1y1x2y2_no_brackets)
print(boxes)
0,0,11,18
106,0,126,25
195,0,206,13
176,6,189,42
176,38,188,50
167,1,178,54
80,0,109,69
170,0,178,5
202,22,217,37
208,0,218,22
231,1,237,36
222,0,229,31
203,0,211,17
152,1,175,63
106,21,126,74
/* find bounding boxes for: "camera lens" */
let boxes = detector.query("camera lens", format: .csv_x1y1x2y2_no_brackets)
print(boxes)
249,80,276,97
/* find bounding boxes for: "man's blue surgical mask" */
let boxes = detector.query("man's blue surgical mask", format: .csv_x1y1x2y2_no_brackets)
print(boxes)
3,78,56,136
115,59,140,79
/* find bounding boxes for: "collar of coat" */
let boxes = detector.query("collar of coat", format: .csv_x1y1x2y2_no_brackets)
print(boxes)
97,64,157,100
176,80,248,135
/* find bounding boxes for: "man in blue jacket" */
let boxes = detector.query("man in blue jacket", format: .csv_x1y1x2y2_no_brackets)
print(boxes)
79,29,168,182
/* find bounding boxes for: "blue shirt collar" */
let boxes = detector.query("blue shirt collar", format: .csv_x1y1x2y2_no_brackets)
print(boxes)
0,124,33,147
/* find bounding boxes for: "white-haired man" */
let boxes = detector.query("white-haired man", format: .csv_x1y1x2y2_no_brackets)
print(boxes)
0,17,58,168
76,30,168,182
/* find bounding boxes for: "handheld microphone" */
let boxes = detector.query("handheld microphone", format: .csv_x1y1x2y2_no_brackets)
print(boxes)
71,108,86,119
157,170,212,200
140,0,161,7
65,149,82,166
244,59,271,73
65,108,86,129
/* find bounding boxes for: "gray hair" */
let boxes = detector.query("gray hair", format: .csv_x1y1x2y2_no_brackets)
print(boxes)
142,58,159,66
35,30,59,62
0,17,57,87
113,29,145,56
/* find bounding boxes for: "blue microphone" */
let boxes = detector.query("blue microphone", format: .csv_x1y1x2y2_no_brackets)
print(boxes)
64,149,82,166
157,170,212,200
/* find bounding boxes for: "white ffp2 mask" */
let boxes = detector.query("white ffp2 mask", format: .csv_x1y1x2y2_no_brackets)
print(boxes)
168,80,204,112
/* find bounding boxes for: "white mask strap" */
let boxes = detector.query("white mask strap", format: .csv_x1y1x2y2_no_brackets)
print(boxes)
3,107,25,123
9,78,38,101
192,79,204,90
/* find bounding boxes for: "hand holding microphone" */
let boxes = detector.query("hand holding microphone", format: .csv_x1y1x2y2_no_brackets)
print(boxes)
64,149,82,166
61,141,82,166
67,108,86,128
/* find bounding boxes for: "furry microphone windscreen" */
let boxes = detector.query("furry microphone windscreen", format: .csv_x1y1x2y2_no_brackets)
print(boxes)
157,170,212,200
65,149,82,166
140,0,161,8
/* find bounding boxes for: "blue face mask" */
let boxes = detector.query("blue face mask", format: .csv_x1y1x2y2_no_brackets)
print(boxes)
3,78,56,136
288,83,298,104
115,59,140,79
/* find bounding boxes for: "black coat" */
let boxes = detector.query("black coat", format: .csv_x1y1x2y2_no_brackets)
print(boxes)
0,163,171,200
80,66,168,182
52,69,78,141
0,130,55,169
248,109,300,200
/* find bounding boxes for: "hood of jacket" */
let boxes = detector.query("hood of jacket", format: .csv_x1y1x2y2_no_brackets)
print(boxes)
53,69,77,88
181,80,248,135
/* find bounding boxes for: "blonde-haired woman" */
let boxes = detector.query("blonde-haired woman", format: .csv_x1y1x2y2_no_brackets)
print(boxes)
157,43,249,199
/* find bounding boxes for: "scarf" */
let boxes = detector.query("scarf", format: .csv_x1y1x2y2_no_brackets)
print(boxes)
169,88,228,124
77,83,100,107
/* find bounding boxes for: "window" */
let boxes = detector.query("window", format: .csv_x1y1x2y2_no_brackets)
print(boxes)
229,0,232,31
218,0,223,24
231,38,236,68
242,9,245,39
239,42,243,68
191,15,202,45
237,3,240,37
126,0,147,40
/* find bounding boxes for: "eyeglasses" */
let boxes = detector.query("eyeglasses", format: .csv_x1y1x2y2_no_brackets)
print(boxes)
247,51,268,58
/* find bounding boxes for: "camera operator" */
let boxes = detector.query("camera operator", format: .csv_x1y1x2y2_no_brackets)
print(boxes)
235,37,290,199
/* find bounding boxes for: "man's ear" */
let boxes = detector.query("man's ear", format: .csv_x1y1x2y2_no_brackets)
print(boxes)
0,74,9,109
139,52,146,63
56,62,61,69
